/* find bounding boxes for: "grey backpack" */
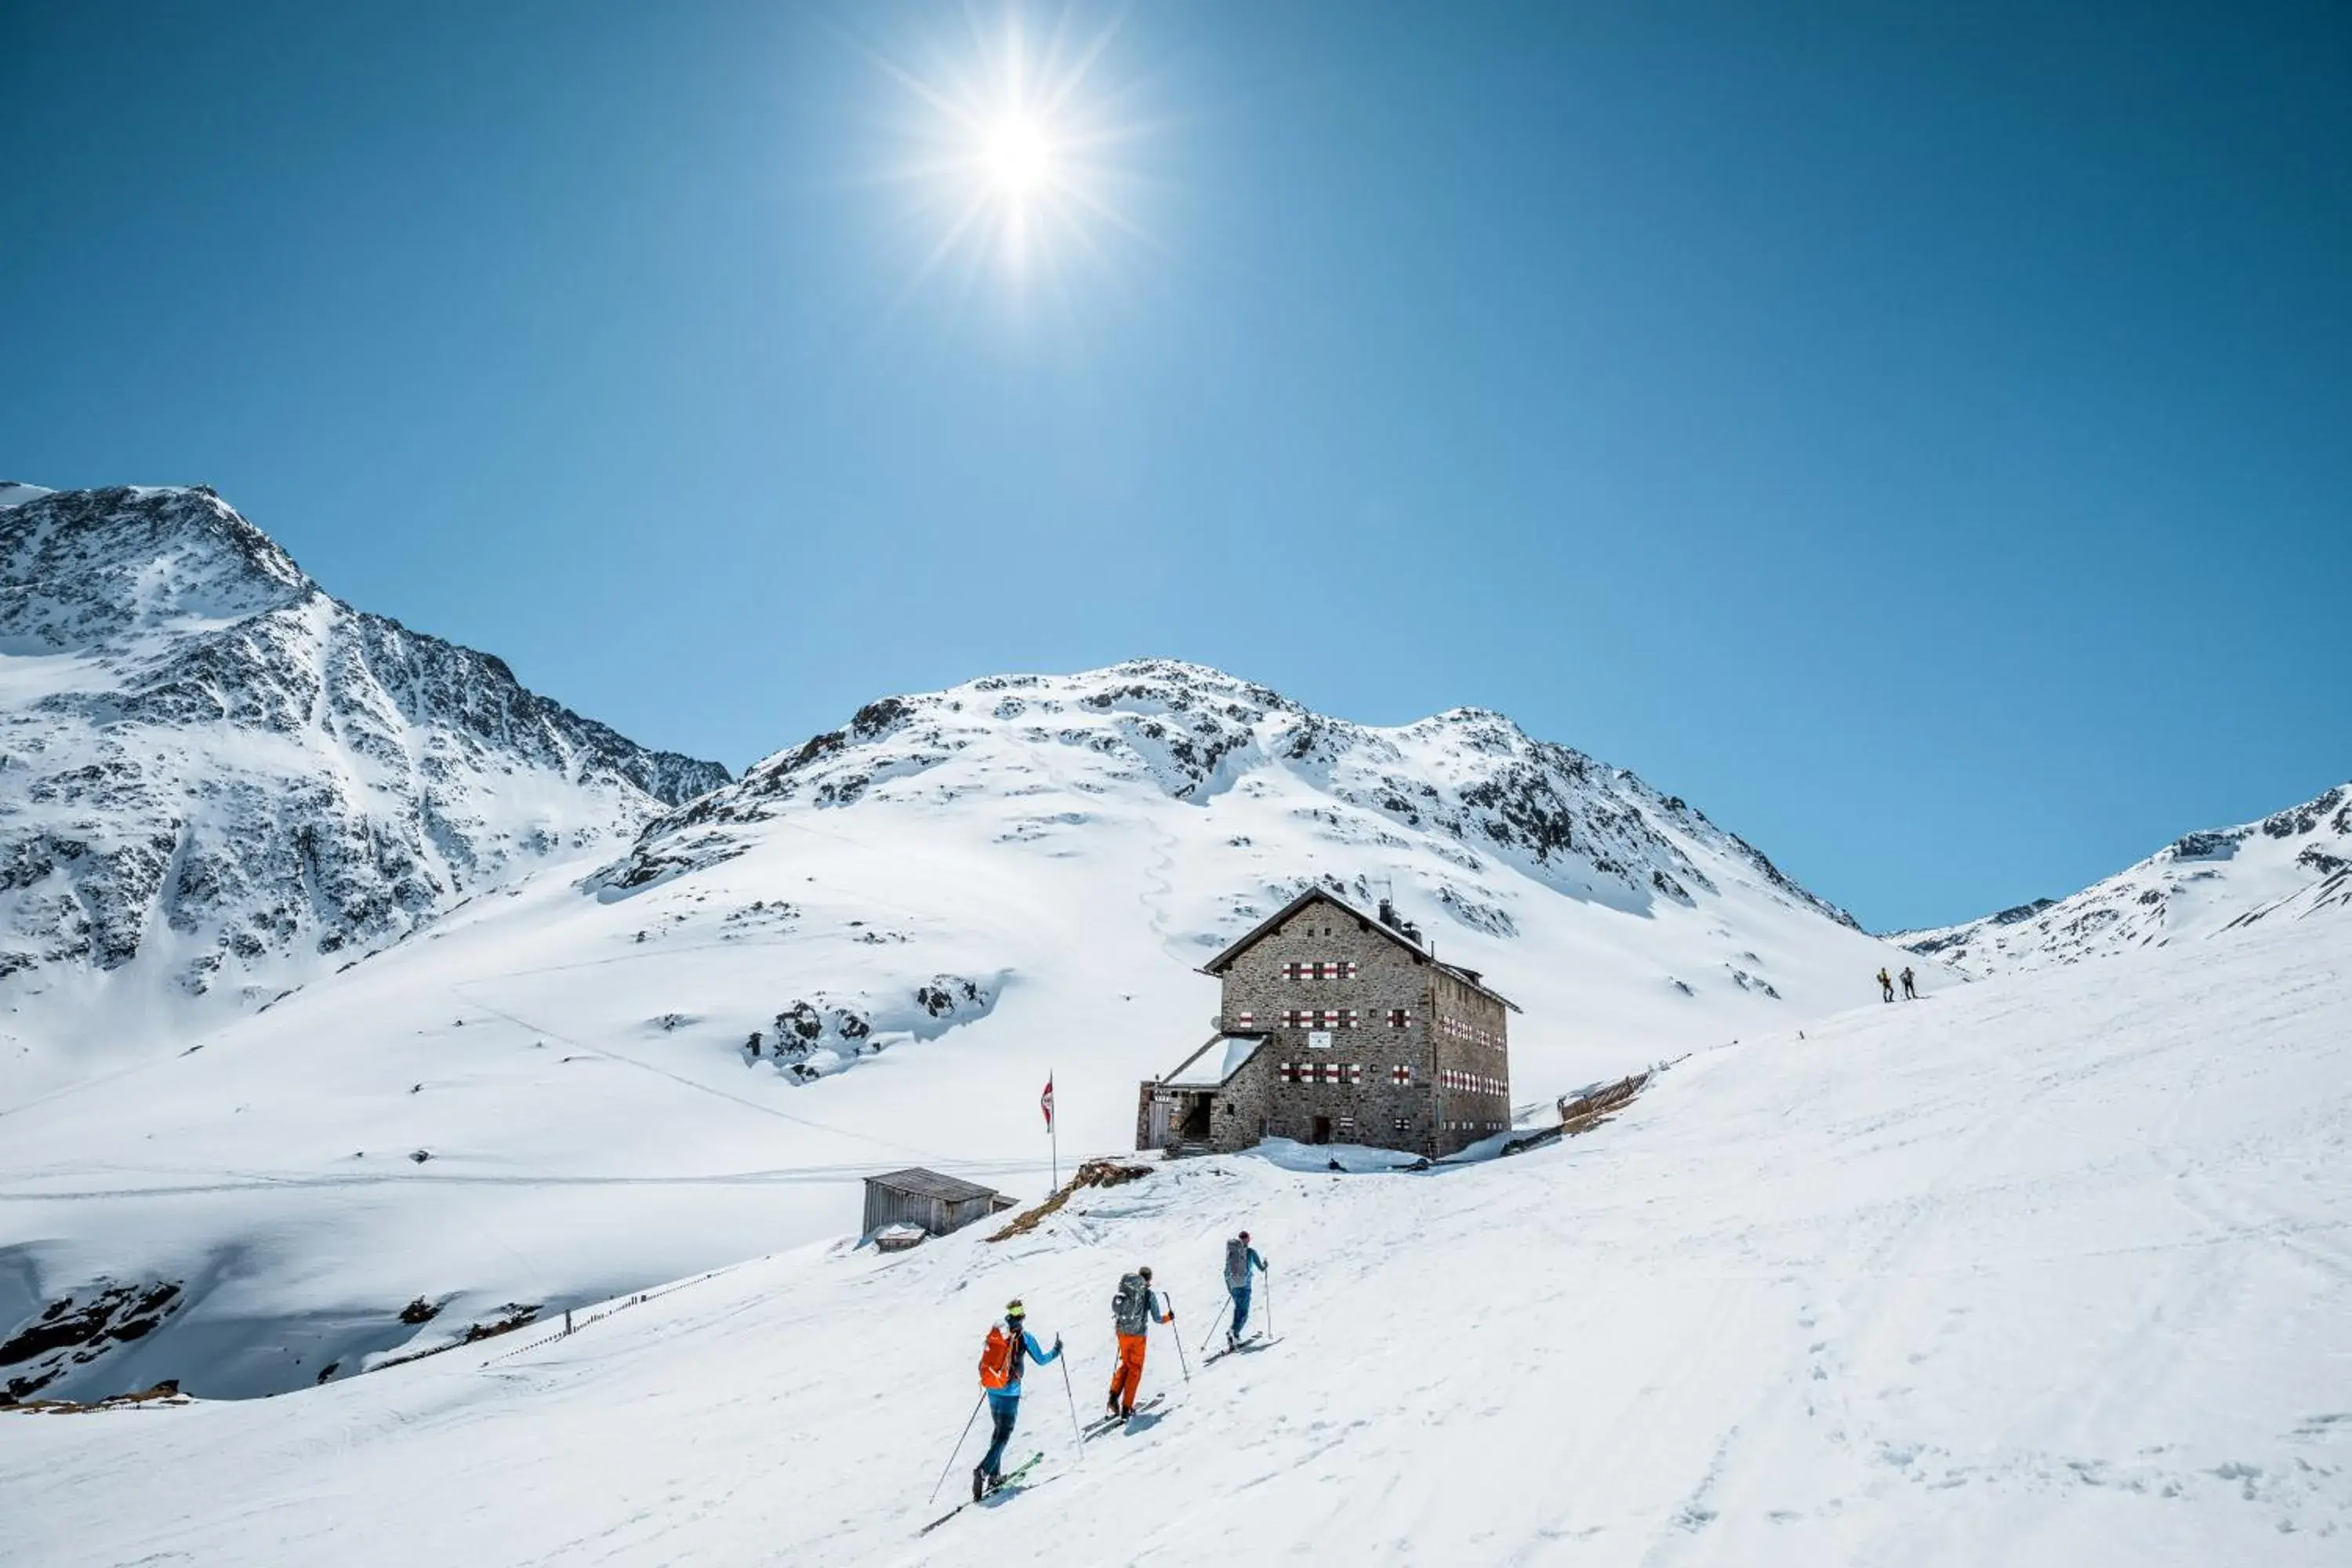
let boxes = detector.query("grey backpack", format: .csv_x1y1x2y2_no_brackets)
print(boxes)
1112,1272,1151,1335
1225,1238,1250,1289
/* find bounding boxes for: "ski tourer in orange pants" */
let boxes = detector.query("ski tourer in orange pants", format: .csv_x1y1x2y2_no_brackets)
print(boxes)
1107,1332,1149,1414
1104,1265,1172,1419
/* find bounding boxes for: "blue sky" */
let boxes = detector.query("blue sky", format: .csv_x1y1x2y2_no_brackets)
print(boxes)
4,1,2347,931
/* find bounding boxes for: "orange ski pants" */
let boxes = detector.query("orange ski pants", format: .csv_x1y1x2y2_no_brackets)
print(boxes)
1106,1332,1149,1412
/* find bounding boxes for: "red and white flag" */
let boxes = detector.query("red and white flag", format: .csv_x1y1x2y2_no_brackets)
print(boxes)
1040,1076,1054,1132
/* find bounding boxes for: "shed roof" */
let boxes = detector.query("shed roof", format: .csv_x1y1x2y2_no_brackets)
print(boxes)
864,1167,1000,1203
1199,888,1521,1012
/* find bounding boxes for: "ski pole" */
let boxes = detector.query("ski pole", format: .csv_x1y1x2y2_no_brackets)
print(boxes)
1197,1296,1229,1356
1166,1291,1190,1382
1058,1351,1085,1462
927,1393,985,1504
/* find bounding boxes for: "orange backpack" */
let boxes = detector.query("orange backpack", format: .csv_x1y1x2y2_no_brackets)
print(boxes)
978,1324,1015,1390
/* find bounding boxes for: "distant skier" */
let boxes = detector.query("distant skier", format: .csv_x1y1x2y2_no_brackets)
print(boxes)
1223,1232,1269,1348
1877,967,1894,1003
1105,1265,1173,1421
1900,967,1918,1000
973,1300,1062,1502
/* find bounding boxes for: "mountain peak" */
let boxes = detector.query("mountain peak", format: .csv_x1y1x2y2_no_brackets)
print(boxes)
0,483,731,1042
0,485,312,650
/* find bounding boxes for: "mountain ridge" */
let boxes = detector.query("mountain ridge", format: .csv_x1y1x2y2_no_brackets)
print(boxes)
1895,781,2352,975
601,657,1859,934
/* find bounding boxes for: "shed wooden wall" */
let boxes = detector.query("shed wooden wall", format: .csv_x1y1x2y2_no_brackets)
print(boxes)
862,1185,996,1237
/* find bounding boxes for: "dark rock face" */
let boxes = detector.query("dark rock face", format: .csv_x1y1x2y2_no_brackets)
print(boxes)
0,1280,186,1404
0,485,730,1004
2169,829,2249,862
2264,788,2347,840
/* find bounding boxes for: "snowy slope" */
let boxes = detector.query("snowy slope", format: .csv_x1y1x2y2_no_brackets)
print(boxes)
5,901,2345,1566
0,660,1925,1403
1896,782,2352,977
0,485,729,1093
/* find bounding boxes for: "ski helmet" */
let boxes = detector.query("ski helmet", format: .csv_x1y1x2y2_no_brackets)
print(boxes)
1005,1299,1025,1319
1138,1265,1152,1279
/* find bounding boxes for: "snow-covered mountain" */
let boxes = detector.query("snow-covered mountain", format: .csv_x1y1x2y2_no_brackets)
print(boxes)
0,485,729,1090
1896,782,2352,977
0,656,1925,1404
602,659,1857,927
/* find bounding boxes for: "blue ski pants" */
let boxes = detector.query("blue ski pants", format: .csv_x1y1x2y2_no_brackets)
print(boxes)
980,1392,1020,1478
1229,1283,1252,1341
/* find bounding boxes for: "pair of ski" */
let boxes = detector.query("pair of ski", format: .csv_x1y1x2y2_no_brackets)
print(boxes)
918,1391,1172,1536
917,1392,1168,1536
919,1450,1050,1536
1080,1392,1164,1441
1203,1332,1280,1367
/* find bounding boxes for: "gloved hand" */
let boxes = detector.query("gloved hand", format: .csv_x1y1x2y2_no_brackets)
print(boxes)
1053,1335,1063,1352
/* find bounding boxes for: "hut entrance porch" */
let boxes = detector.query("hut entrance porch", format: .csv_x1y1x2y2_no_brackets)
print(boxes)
1142,1089,1214,1147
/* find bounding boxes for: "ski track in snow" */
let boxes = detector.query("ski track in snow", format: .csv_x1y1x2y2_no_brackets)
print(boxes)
4,912,2347,1566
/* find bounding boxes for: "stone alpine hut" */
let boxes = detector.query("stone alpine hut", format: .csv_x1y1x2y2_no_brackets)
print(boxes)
1136,888,1518,1160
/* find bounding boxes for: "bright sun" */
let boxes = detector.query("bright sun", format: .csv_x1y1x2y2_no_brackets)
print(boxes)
855,5,1149,295
984,117,1051,197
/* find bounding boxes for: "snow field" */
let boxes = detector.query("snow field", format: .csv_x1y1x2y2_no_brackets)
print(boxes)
5,909,2346,1566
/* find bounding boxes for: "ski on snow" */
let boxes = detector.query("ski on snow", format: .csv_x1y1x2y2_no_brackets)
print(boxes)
919,1451,1047,1537
1080,1393,1165,1441
1203,1334,1281,1367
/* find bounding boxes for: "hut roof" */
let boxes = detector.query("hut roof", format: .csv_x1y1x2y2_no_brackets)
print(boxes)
1198,888,1521,1012
864,1167,999,1203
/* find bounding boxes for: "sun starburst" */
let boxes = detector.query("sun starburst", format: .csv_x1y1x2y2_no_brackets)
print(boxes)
848,3,1157,311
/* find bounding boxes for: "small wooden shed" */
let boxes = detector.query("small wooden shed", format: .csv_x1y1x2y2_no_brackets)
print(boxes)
861,1168,1013,1240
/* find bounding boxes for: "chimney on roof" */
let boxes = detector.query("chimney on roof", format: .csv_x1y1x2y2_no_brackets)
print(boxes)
1377,895,1423,946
